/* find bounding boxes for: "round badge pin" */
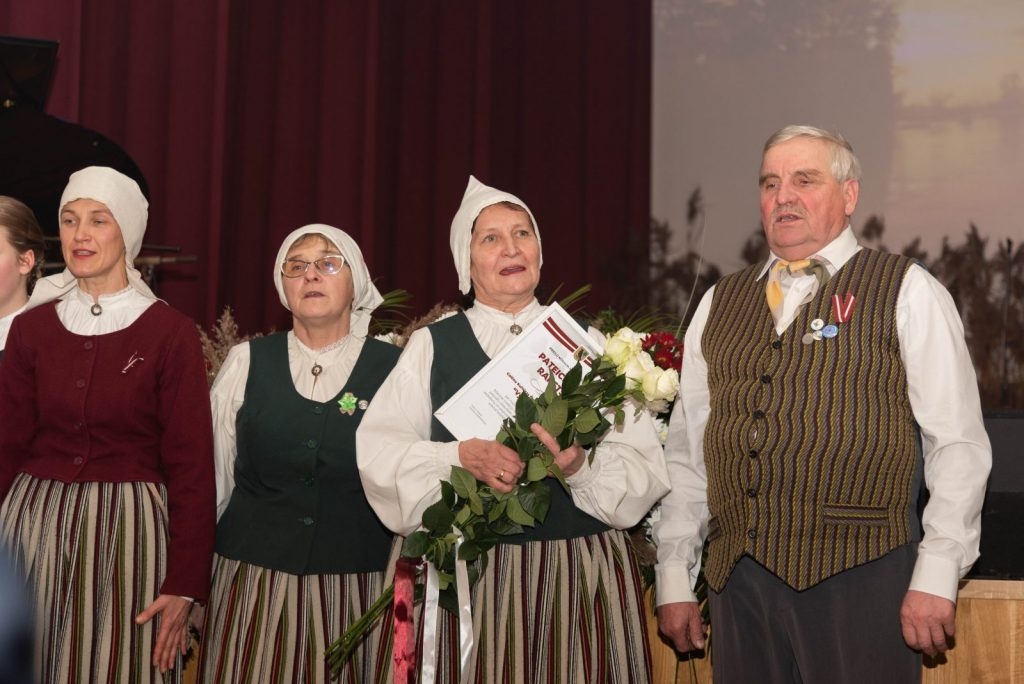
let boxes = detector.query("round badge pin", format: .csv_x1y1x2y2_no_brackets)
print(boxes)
813,330,823,341
810,318,825,331
822,324,839,339
802,333,815,345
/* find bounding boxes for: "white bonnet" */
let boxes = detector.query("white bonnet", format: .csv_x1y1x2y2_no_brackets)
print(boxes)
28,166,155,307
272,224,384,337
449,175,542,294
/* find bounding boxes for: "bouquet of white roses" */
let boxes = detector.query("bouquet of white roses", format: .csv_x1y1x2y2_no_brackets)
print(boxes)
327,327,681,673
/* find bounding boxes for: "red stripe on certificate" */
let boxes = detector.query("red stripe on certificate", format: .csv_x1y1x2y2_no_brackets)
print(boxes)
543,317,594,367
543,318,577,352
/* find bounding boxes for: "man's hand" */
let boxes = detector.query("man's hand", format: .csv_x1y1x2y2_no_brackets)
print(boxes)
657,601,706,653
900,589,956,656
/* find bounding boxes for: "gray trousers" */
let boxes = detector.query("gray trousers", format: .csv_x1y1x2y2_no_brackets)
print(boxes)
709,545,921,684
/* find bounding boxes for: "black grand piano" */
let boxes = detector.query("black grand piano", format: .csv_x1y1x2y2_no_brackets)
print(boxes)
0,35,149,238
0,35,194,279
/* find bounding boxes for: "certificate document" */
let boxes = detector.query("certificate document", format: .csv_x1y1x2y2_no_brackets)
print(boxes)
434,303,603,440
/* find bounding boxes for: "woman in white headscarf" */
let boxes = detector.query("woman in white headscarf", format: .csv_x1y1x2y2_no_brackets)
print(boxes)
358,177,670,682
0,166,216,682
197,225,400,683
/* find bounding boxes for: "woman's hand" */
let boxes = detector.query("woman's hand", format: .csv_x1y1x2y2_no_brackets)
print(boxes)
190,602,207,639
135,594,194,672
531,423,586,477
458,438,524,493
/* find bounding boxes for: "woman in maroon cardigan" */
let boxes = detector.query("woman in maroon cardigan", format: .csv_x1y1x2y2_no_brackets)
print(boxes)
0,166,215,683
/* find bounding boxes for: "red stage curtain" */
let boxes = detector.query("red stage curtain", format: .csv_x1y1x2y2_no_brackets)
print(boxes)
1,0,651,334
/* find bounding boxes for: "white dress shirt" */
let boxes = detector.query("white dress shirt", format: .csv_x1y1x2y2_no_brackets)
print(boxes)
654,227,991,605
356,299,671,537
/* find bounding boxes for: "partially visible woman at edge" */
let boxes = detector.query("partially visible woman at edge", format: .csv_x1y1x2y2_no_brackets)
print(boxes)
0,196,46,360
357,176,671,682
198,225,400,683
0,166,215,682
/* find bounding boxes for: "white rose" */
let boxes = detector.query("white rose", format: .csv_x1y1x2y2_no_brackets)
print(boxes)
641,367,680,403
603,327,643,367
619,352,655,390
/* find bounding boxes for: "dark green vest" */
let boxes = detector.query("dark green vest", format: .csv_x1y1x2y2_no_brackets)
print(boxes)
702,249,921,591
428,313,608,542
216,333,400,574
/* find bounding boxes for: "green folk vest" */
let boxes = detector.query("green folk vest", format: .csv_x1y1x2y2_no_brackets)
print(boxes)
428,313,609,542
702,249,920,591
216,333,400,575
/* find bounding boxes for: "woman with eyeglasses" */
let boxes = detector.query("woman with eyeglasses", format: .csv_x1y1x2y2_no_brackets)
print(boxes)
198,225,399,683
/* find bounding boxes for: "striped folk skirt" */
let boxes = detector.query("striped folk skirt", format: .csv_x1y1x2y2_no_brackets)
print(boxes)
0,474,183,683
390,528,652,684
198,555,391,683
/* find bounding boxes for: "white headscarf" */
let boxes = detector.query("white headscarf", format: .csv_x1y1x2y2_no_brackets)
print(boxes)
272,224,384,337
449,175,542,295
28,166,156,308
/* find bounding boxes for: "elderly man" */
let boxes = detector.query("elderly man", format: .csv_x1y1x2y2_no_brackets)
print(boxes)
654,125,991,682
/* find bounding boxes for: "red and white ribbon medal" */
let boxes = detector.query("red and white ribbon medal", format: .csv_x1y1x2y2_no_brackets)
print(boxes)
832,294,855,323
827,293,856,338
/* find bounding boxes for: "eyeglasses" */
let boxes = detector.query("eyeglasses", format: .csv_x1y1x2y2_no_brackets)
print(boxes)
281,254,347,278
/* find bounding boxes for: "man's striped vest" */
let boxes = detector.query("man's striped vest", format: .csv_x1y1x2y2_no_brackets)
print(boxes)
701,248,921,591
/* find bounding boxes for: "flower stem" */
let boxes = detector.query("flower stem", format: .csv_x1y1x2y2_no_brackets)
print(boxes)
325,584,395,673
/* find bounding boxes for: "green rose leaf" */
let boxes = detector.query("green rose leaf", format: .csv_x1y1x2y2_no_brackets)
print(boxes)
517,436,538,462
562,362,582,396
401,531,431,558
425,540,449,569
440,479,456,508
574,407,601,433
603,373,627,401
490,518,524,536
438,586,460,616
488,498,508,522
468,490,484,516
542,375,557,405
458,540,485,562
422,498,455,533
526,456,548,482
505,492,536,527
435,569,454,591
453,503,473,528
515,391,538,429
450,467,478,499
541,396,568,437
517,480,552,522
